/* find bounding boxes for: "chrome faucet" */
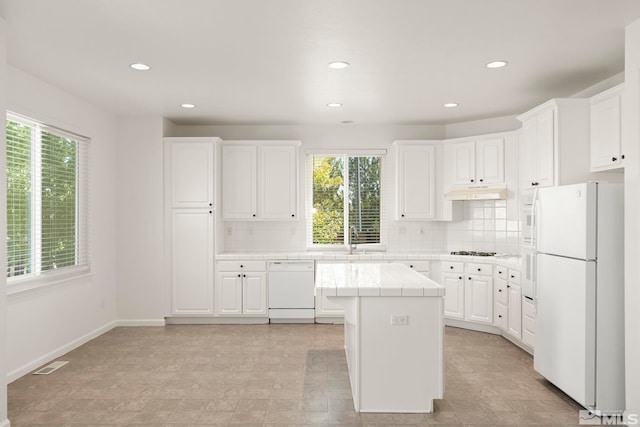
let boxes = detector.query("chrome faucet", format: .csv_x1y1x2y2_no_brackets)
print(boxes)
348,225,359,254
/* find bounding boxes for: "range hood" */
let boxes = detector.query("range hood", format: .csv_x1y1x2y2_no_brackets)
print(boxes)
444,185,507,201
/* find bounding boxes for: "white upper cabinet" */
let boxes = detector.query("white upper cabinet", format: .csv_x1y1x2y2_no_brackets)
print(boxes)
222,145,258,219
222,141,300,220
395,140,452,221
396,143,435,219
590,84,624,171
169,141,214,208
445,137,504,186
517,98,591,191
260,145,298,219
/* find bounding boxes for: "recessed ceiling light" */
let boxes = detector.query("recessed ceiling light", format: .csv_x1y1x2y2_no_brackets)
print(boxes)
443,103,459,108
328,61,350,69
130,63,151,71
181,103,196,109
327,103,342,108
486,60,507,68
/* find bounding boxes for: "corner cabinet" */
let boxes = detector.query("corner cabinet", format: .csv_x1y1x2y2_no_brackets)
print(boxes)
590,84,624,171
517,98,591,191
222,141,300,220
394,140,452,221
164,137,218,315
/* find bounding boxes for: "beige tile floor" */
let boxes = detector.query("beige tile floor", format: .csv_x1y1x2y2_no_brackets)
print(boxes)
7,324,585,426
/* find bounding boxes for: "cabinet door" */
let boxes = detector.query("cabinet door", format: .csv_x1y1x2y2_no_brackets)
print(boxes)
448,141,476,186
522,296,536,347
507,284,522,339
316,294,345,318
590,93,622,170
170,142,214,208
475,138,504,184
215,273,243,315
494,276,508,306
520,118,537,190
465,275,493,324
171,209,214,314
441,273,465,319
397,144,435,219
535,109,555,188
243,273,267,316
260,145,298,219
223,145,257,219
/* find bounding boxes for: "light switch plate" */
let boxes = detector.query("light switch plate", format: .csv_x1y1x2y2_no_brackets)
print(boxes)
391,315,408,325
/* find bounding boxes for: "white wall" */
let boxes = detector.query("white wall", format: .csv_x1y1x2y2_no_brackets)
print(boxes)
115,117,166,324
5,66,118,381
623,19,640,416
0,15,9,427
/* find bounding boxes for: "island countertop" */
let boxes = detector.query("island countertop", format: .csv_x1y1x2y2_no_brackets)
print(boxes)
315,262,445,297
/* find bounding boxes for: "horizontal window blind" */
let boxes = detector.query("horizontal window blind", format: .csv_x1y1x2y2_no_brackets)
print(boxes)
6,113,89,280
306,153,385,247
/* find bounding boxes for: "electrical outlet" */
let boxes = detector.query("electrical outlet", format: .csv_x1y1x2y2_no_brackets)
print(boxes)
391,315,408,325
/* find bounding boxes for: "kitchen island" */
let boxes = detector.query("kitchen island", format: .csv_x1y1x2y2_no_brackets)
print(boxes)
315,262,445,413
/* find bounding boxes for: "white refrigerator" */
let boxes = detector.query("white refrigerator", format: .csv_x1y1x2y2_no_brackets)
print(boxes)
533,182,625,412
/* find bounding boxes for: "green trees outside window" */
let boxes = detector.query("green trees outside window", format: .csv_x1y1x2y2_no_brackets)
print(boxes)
311,155,381,246
6,115,86,280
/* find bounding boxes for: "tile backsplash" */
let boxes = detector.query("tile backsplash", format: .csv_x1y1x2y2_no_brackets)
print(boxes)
221,200,520,254
445,200,520,255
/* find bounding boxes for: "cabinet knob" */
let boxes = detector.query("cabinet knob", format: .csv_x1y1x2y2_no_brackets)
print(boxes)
532,182,539,186
458,276,462,280
510,274,515,278
401,214,405,217
243,274,246,277
240,264,244,268
468,277,472,280
209,203,213,207
498,314,502,318
470,179,475,183
612,156,618,162
498,270,502,274
507,285,511,288
498,289,502,292
410,265,414,268
237,274,241,277
291,214,295,217
252,214,256,217
479,179,484,183
477,268,481,272
450,266,454,269
622,154,626,160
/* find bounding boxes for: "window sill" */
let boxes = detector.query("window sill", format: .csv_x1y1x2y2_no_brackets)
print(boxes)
7,267,92,297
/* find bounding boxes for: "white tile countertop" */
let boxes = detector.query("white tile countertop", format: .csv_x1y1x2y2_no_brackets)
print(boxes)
315,263,445,297
216,251,522,269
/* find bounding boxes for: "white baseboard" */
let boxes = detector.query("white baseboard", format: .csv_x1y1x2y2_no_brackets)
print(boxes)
444,318,501,334
165,317,268,325
0,418,10,427
115,319,166,327
7,320,118,383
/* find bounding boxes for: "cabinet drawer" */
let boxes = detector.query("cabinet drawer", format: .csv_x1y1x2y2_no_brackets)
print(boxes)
441,261,464,274
466,262,492,276
495,278,508,305
494,303,507,330
397,260,430,271
509,269,521,284
495,267,508,279
217,260,266,272
522,297,536,319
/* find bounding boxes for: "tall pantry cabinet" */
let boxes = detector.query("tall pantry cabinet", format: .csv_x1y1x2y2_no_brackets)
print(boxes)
164,137,219,315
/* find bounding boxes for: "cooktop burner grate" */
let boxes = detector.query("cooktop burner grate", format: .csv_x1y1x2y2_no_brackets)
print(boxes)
450,251,497,257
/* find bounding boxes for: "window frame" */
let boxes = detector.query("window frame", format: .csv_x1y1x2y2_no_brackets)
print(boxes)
6,112,90,294
305,149,387,251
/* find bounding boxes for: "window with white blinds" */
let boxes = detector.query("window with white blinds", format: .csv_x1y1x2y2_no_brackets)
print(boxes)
6,113,89,282
306,152,385,248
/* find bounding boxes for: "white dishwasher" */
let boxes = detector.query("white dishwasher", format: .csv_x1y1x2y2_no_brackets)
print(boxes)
268,260,315,323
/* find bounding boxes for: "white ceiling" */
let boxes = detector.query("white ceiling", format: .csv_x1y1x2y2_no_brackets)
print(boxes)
2,0,640,126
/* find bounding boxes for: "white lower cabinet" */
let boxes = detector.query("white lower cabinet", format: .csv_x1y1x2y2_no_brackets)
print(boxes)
494,271,508,330
507,282,522,340
522,296,536,348
215,261,267,317
315,293,345,319
441,272,465,319
465,273,493,324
